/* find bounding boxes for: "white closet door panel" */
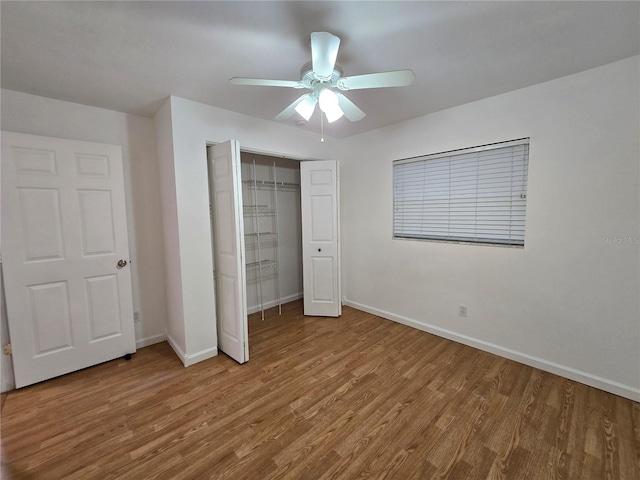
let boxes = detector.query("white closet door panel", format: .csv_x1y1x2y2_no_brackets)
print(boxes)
301,160,341,317
219,273,241,338
208,141,248,364
310,195,334,241
310,257,335,302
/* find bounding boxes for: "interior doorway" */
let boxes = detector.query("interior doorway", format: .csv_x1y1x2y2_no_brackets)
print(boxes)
207,142,341,365
240,152,303,320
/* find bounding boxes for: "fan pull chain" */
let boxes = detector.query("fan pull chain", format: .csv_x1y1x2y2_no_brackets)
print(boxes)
321,111,325,143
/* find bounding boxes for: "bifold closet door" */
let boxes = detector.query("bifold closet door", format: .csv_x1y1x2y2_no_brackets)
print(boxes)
301,160,341,317
208,141,249,363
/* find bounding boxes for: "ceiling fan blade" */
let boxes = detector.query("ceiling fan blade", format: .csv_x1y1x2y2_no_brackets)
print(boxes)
230,77,304,88
337,70,415,90
275,95,308,121
310,32,340,80
335,93,366,122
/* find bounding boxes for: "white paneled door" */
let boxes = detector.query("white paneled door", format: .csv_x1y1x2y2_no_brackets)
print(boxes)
301,160,341,317
208,141,248,364
1,132,136,388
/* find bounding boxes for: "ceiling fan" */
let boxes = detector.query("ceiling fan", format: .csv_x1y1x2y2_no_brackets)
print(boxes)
230,32,415,124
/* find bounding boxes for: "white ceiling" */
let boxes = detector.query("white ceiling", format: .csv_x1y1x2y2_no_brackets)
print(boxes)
2,1,639,138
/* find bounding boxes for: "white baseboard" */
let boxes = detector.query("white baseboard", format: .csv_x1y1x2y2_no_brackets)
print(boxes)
344,299,640,402
247,292,303,315
135,333,166,349
166,332,218,367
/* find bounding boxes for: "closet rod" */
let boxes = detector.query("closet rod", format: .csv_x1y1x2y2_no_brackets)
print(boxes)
243,179,300,188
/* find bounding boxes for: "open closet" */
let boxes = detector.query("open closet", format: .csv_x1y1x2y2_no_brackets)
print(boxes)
240,153,303,319
207,141,340,364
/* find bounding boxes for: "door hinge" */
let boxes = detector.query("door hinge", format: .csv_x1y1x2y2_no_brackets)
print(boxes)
3,344,12,355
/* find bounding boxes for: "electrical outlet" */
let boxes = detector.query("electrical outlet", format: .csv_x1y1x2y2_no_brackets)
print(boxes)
134,312,141,323
458,305,468,318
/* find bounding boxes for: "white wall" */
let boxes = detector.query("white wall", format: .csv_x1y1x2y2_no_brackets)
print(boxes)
340,56,640,400
1,90,169,361
153,98,186,356
155,96,340,365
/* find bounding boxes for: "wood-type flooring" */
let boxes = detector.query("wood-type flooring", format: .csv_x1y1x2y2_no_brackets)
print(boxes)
1,301,638,479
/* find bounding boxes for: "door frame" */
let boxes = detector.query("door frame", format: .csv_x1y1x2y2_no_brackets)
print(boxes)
204,141,343,360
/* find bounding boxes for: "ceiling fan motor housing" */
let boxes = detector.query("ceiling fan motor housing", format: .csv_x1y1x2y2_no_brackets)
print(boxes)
300,61,343,91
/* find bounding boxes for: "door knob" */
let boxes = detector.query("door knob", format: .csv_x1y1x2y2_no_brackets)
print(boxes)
117,259,128,268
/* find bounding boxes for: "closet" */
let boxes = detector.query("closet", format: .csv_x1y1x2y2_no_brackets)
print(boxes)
240,153,302,319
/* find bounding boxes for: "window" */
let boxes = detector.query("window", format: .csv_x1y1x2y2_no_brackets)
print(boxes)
393,138,529,246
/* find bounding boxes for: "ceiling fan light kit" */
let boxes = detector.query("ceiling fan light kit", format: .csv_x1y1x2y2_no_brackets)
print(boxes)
294,94,316,121
230,31,415,129
318,89,343,123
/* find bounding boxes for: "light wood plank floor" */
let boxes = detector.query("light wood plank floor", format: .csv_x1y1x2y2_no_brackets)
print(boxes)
1,301,638,479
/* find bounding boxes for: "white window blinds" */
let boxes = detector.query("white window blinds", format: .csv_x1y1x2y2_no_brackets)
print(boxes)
393,139,529,246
